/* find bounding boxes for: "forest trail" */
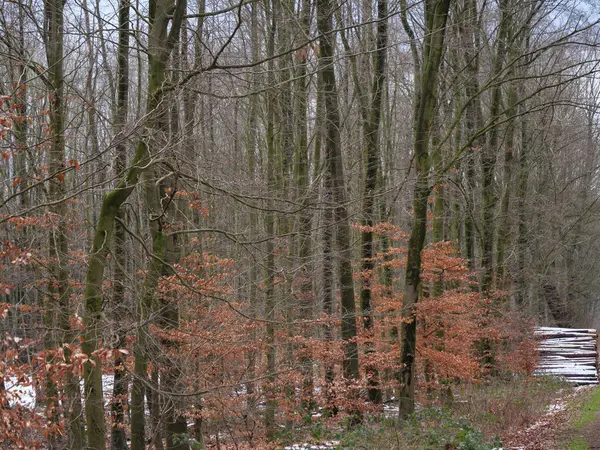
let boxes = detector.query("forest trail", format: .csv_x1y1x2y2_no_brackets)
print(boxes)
578,412,600,449
563,386,600,450
503,385,600,450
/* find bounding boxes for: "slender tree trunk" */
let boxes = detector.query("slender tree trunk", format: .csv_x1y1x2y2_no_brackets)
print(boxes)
273,0,295,424
162,43,188,450
315,69,335,409
294,0,314,413
360,0,387,405
516,25,531,308
322,170,336,408
398,0,451,419
110,2,131,449
481,0,511,291
460,0,482,270
13,2,28,213
264,0,277,436
183,1,206,440
245,0,260,405
44,0,83,446
495,69,517,291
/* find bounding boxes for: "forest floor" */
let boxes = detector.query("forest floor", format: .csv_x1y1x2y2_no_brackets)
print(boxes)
502,384,600,450
281,378,589,449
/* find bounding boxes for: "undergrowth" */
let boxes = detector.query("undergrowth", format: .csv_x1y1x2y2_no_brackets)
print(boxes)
278,376,570,449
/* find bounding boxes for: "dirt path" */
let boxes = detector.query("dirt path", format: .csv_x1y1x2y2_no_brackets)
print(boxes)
501,386,597,450
575,390,600,450
580,414,600,449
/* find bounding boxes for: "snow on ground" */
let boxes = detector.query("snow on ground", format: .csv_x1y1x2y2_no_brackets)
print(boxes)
284,441,340,449
4,375,115,408
5,377,36,408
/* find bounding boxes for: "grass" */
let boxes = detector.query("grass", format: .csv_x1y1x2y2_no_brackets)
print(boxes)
565,385,600,449
574,385,600,429
569,437,588,450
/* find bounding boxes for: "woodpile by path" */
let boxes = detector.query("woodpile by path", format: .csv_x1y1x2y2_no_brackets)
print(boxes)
534,327,599,385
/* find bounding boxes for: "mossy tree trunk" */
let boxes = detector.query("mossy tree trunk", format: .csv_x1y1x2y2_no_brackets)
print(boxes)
317,0,359,385
264,0,277,437
398,0,451,419
481,0,511,292
80,1,186,449
460,0,482,270
293,0,314,412
44,0,83,446
110,2,131,449
130,0,186,444
360,0,388,405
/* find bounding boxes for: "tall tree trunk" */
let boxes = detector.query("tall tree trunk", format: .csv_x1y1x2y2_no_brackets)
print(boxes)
515,14,533,309
13,1,29,213
495,65,517,291
44,0,83,446
293,0,314,412
516,96,529,309
322,170,336,407
317,0,359,386
110,2,131,449
481,0,511,291
78,1,186,448
264,0,277,437
273,0,295,423
398,0,451,419
460,0,482,270
245,0,260,405
162,42,188,450
360,0,387,405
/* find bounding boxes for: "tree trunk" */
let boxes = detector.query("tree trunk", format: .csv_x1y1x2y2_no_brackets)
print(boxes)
294,0,314,413
245,0,260,404
80,1,186,448
360,0,387,405
481,0,511,291
264,0,277,436
460,0,482,270
317,0,359,388
44,0,84,446
110,2,131,449
398,0,451,419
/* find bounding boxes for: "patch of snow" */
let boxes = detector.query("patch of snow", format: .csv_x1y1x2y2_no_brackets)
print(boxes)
4,377,36,408
5,374,119,409
284,441,340,449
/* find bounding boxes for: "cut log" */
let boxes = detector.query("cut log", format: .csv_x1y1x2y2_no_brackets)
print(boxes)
534,327,598,385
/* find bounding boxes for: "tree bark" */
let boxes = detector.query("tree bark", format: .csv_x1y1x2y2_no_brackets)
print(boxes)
398,0,451,419
44,0,84,446
360,0,387,404
110,2,131,449
79,1,186,448
293,0,314,413
317,0,359,385
264,0,277,436
481,0,511,291
460,0,482,270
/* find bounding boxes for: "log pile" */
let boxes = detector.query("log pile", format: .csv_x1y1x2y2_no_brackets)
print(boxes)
534,327,599,384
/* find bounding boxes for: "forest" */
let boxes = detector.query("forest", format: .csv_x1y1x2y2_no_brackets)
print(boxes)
1,0,600,448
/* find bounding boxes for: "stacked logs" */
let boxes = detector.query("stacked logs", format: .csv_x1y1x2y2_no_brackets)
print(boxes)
534,327,599,384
